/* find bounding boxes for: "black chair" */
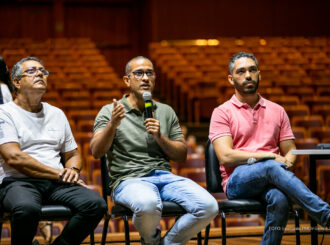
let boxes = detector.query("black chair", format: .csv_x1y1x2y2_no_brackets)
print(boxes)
0,205,95,244
100,155,203,245
204,139,301,245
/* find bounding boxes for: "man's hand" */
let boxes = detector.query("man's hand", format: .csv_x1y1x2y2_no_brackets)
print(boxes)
59,168,80,184
111,99,126,127
145,118,161,139
273,154,293,168
77,179,88,187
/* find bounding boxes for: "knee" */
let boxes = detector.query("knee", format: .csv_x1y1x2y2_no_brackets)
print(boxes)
206,197,219,218
80,193,107,218
89,196,107,216
134,198,161,217
12,201,41,221
264,160,288,177
194,196,219,219
265,160,283,172
94,197,108,215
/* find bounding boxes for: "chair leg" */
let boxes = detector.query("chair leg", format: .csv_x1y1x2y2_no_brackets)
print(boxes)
0,222,2,242
197,231,202,245
221,211,226,245
294,210,301,245
204,224,211,245
123,215,130,245
101,216,110,245
90,232,95,245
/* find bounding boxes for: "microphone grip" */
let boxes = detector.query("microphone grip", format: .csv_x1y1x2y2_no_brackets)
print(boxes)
145,100,153,119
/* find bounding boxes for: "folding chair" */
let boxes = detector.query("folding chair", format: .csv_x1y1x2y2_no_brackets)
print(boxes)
100,156,203,245
0,205,95,244
203,139,301,245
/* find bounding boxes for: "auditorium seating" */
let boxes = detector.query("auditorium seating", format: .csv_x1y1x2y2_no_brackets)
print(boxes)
179,168,206,188
292,115,324,130
312,105,330,121
177,155,205,171
1,36,329,242
292,127,308,139
284,105,310,119
317,165,330,202
150,37,330,126
308,127,330,142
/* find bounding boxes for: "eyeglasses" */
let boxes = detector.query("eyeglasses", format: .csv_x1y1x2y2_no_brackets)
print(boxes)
19,67,49,78
129,70,155,80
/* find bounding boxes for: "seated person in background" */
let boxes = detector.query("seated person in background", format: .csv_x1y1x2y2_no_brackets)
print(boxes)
91,56,218,245
0,56,14,104
0,57,107,245
209,52,330,245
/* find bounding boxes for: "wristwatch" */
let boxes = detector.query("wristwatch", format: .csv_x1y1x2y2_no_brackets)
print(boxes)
247,157,257,165
70,167,81,174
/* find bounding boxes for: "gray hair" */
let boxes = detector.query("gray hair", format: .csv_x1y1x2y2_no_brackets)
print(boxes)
229,52,258,75
125,56,153,76
11,56,44,81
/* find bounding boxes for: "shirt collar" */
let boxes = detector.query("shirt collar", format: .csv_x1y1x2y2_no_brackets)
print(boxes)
121,94,158,114
230,94,266,109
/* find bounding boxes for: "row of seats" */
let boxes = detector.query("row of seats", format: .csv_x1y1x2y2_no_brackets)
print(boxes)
149,37,330,122
0,37,328,240
150,37,330,213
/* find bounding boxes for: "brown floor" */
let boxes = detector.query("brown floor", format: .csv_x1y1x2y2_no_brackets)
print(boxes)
1,225,329,245
112,235,330,245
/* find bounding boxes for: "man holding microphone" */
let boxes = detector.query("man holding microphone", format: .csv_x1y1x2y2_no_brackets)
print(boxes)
91,56,218,245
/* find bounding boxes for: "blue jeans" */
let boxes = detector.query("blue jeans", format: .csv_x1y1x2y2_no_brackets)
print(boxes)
113,170,218,245
226,160,330,245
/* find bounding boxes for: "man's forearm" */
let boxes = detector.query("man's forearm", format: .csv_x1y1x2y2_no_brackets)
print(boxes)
8,153,60,179
213,137,277,167
154,135,187,163
220,149,276,166
91,121,117,158
64,152,82,170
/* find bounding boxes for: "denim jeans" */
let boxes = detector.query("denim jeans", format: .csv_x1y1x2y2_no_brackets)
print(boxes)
113,170,218,245
226,160,330,245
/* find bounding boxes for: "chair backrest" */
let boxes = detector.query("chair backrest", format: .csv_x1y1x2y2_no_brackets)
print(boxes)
205,139,224,193
100,156,112,204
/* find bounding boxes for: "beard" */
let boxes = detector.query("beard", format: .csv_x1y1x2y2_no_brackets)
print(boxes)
233,76,259,94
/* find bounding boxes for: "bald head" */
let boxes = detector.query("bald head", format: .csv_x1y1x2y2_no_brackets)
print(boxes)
125,56,153,76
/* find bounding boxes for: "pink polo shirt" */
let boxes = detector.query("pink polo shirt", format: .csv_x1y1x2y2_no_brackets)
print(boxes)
209,95,294,193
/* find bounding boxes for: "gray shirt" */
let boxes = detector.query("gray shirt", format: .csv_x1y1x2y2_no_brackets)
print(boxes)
94,94,183,190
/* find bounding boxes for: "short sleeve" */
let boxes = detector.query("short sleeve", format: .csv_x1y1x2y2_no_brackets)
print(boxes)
0,109,19,146
94,105,113,133
279,109,295,142
168,107,183,140
209,106,232,142
60,111,77,153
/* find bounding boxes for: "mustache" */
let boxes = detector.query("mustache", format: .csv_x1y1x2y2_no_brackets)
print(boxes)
242,80,256,85
34,79,46,84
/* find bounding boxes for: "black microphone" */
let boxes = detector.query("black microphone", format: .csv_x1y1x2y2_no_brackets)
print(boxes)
142,91,153,119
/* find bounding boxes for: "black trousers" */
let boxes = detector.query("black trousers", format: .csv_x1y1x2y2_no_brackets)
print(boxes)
0,178,107,245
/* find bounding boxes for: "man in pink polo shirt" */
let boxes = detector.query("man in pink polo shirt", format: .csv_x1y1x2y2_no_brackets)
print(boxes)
209,52,330,245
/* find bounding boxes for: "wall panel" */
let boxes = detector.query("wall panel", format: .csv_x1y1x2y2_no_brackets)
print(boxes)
0,0,329,73
150,0,330,40
0,3,53,40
